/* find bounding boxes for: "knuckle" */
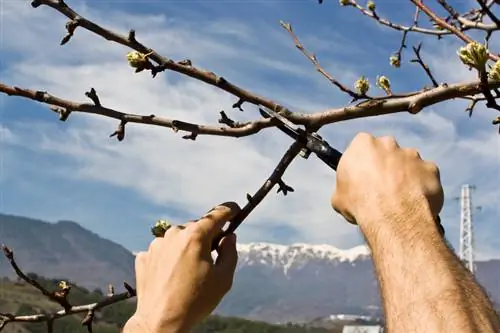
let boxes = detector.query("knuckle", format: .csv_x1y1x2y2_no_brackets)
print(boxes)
148,238,162,252
378,135,398,148
425,161,440,174
404,148,421,158
352,132,374,146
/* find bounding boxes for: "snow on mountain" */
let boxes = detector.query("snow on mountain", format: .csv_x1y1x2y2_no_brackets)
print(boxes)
236,242,371,274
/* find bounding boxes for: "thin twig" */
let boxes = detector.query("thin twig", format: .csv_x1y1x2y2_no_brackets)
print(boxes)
211,140,304,250
413,0,500,61
476,0,500,26
279,21,363,100
410,43,439,87
346,0,452,36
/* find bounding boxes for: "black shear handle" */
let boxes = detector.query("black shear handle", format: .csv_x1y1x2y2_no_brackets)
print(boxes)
307,140,343,171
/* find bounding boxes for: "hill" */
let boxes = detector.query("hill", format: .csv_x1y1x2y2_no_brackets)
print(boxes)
0,213,135,290
0,275,331,333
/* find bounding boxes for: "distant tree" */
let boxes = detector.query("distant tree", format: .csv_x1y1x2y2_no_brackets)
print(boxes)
1,0,500,331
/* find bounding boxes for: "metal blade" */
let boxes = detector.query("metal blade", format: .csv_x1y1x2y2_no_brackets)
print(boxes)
259,107,303,141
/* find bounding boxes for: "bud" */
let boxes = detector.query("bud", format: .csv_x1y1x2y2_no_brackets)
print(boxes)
151,219,172,237
367,1,376,11
457,42,489,70
376,75,391,95
127,51,154,69
390,55,400,68
354,76,370,95
489,61,500,81
339,0,350,5
59,281,71,291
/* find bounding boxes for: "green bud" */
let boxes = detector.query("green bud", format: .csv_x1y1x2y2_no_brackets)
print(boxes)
457,42,489,70
151,219,172,237
354,76,370,95
489,61,500,81
390,55,400,68
376,75,391,95
127,51,153,69
367,1,376,11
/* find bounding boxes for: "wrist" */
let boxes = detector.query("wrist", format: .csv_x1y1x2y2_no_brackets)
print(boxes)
356,199,442,247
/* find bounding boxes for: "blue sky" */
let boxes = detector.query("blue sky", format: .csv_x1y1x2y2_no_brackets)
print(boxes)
0,0,498,259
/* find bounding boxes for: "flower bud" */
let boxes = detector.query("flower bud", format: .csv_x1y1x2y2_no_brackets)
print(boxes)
376,75,391,95
127,51,153,69
354,76,370,95
489,60,500,81
151,219,172,237
367,1,376,11
390,55,400,68
457,42,488,70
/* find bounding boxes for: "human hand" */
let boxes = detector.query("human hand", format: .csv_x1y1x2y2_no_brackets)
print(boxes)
123,202,241,333
331,132,444,234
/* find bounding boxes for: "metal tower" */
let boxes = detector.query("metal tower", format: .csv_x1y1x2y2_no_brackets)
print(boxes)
459,184,476,274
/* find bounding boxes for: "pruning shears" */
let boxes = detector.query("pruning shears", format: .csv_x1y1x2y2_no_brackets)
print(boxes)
258,106,343,171
258,105,445,236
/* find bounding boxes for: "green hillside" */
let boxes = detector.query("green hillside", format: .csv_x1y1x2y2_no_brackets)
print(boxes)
0,275,331,333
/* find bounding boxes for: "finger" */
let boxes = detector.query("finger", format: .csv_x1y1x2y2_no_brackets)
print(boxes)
214,233,238,291
196,202,241,239
134,252,148,301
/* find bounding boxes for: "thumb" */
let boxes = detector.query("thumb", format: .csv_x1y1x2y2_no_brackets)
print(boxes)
215,233,238,288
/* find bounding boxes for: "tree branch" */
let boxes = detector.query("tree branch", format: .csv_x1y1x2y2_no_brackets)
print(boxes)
412,0,500,61
0,83,278,139
29,0,287,114
0,245,136,332
344,0,453,36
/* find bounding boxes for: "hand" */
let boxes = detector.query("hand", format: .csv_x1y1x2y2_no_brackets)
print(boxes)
124,202,241,333
331,132,444,233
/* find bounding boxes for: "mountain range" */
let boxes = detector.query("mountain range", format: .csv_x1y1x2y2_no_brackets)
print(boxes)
1,213,499,324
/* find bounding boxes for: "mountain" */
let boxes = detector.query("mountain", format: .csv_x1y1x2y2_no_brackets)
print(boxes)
0,213,135,290
216,242,500,323
1,214,499,324
216,243,382,323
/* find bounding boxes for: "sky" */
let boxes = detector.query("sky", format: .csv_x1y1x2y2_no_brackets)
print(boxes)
0,0,498,259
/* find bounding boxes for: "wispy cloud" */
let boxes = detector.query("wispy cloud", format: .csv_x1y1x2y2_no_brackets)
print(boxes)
1,0,498,259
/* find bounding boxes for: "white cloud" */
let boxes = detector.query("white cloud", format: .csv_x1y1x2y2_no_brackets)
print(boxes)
1,1,499,258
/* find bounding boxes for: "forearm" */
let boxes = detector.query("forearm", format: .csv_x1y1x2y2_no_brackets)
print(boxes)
361,207,500,333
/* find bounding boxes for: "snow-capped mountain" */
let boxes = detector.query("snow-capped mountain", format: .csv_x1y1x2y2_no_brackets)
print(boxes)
215,242,500,324
236,242,371,275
